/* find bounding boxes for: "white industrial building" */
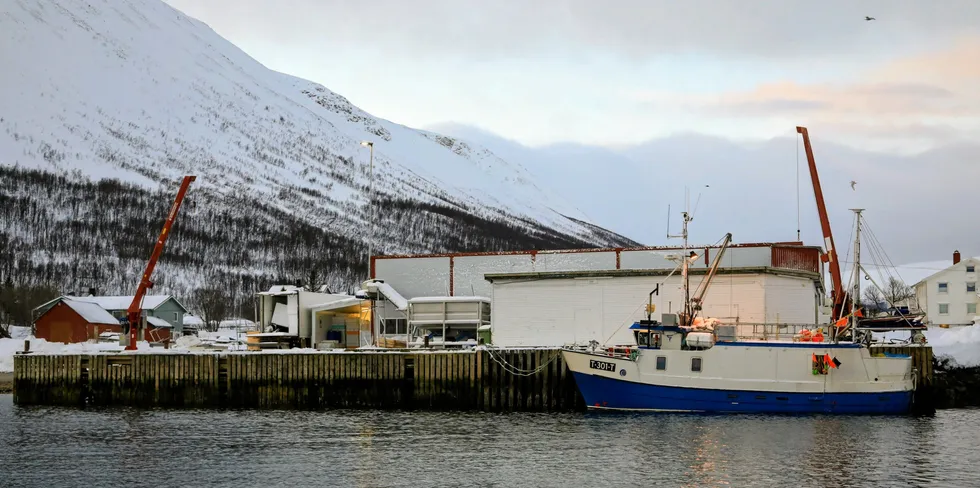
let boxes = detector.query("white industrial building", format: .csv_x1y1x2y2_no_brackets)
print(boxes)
914,251,980,327
485,269,822,347
371,243,827,347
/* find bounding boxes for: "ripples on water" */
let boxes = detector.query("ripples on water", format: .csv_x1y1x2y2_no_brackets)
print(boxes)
1,395,977,488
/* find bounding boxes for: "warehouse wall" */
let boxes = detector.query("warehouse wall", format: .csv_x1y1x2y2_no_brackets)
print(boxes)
373,246,793,300
489,273,817,347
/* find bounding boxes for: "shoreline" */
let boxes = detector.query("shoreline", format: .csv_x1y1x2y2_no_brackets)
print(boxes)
0,372,12,394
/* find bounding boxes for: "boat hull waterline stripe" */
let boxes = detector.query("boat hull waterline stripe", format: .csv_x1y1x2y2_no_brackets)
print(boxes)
572,372,913,414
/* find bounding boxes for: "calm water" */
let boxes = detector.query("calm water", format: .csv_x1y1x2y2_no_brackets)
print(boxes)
1,394,978,488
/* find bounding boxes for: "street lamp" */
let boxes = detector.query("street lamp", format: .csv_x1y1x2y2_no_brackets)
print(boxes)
360,141,374,279
360,140,375,347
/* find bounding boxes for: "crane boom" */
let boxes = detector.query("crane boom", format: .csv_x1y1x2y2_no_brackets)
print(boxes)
795,127,847,322
688,233,732,322
125,175,196,350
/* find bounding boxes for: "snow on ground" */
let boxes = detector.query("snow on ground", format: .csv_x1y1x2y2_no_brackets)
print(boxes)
923,324,980,367
0,336,125,372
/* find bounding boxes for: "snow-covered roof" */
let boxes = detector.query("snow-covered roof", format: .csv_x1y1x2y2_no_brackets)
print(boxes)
259,285,302,295
60,299,120,326
310,297,364,313
364,281,408,310
856,256,980,288
183,314,205,326
71,295,183,311
146,316,173,328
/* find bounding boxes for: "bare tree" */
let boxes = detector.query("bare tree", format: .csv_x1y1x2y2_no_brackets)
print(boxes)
862,287,884,316
194,287,229,332
882,277,915,306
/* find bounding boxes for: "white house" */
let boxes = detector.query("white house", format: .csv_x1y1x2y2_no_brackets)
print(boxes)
914,251,980,326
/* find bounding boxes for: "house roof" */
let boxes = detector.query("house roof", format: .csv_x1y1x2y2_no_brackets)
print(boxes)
146,316,174,328
33,294,189,316
71,295,187,312
59,299,120,326
896,256,980,287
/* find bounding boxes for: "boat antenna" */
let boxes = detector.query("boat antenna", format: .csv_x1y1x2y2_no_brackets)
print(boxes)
665,204,671,239
667,191,694,325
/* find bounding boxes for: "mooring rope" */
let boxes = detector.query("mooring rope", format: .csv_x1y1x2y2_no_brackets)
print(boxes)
481,346,563,377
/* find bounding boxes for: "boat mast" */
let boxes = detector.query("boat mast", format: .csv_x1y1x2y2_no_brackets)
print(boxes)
682,210,692,321
667,190,694,324
850,209,864,342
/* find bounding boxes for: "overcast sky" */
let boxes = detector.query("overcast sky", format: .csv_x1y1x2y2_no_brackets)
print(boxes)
159,0,979,263
165,0,980,152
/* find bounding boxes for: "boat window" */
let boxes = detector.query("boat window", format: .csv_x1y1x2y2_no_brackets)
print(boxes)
691,357,702,372
636,331,649,347
656,356,667,371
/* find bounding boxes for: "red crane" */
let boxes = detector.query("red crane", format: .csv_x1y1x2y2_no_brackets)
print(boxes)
796,127,849,323
125,176,196,350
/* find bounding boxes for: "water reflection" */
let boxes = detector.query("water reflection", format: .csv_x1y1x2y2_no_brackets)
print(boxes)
1,396,978,488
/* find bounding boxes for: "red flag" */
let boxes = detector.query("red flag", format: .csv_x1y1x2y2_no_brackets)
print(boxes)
835,316,848,328
824,353,837,369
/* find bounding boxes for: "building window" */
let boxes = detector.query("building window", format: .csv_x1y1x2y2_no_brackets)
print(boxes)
938,282,948,293
968,283,977,293
968,265,976,273
174,312,179,322
939,303,949,315
968,303,977,315
656,356,667,371
691,357,702,373
380,319,408,335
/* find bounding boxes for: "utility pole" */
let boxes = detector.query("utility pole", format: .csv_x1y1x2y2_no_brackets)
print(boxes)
360,140,374,279
361,140,375,347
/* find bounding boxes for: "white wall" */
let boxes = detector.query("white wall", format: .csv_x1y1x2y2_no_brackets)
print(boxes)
490,273,817,347
375,257,451,298
763,275,819,324
918,258,979,325
374,246,791,304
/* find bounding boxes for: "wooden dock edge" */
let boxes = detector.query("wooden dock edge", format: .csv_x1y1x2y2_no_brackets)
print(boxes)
11,349,587,412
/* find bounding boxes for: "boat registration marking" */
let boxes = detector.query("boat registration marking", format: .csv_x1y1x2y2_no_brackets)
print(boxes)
589,360,617,372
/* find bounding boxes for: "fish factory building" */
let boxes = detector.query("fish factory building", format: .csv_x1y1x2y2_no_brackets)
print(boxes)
371,243,827,347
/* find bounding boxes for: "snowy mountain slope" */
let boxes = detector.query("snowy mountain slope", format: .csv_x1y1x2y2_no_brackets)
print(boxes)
0,0,634,253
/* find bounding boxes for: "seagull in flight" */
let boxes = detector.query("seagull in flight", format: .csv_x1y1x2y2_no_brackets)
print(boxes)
865,16,876,21
850,180,857,190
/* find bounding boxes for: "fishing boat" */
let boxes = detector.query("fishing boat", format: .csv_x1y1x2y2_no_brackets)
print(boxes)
561,127,920,414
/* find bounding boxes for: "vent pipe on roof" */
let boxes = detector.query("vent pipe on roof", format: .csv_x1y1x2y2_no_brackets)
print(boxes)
954,250,961,265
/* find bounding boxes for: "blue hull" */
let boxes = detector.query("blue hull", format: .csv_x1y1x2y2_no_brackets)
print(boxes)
572,372,913,415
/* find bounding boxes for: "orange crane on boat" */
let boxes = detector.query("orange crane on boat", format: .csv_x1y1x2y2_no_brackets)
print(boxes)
124,175,196,350
796,127,850,324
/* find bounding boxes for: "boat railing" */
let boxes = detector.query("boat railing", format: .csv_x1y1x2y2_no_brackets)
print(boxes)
728,323,823,341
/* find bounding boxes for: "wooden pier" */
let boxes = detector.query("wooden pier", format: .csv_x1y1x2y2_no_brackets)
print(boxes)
11,345,939,413
11,349,586,411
